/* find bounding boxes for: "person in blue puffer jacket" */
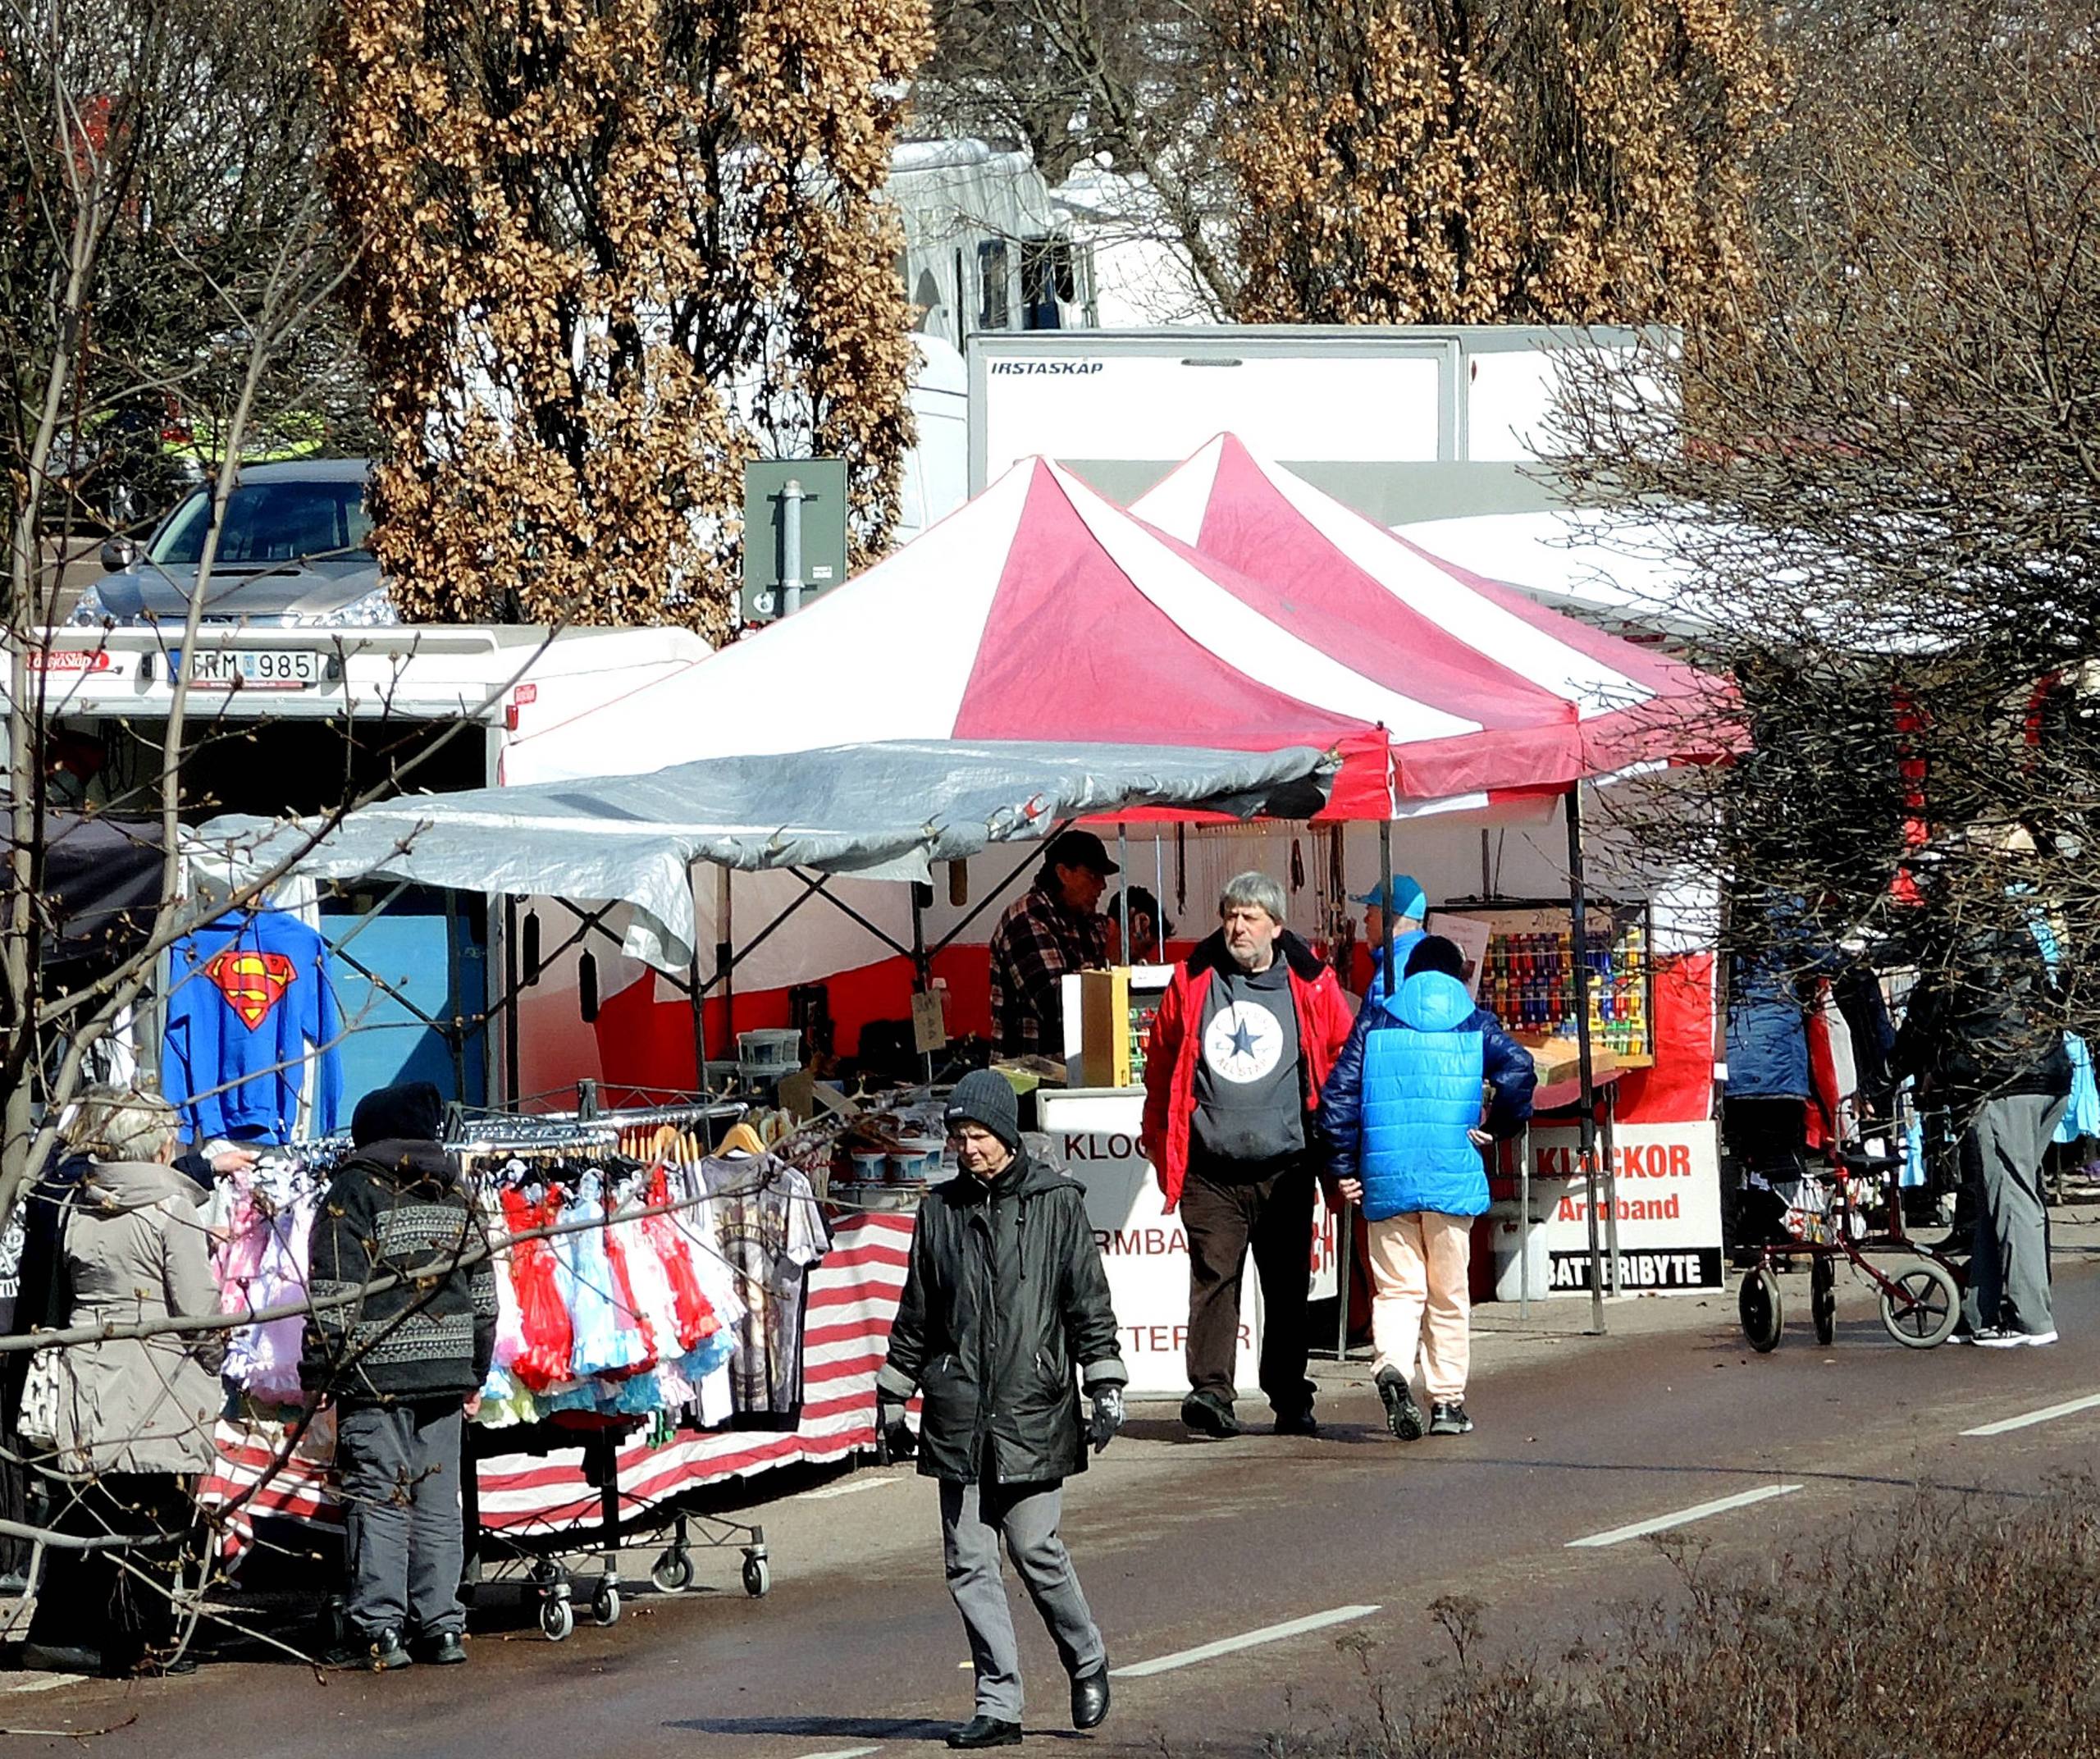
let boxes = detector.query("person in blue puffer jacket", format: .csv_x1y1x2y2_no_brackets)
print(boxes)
1321,936,1536,1442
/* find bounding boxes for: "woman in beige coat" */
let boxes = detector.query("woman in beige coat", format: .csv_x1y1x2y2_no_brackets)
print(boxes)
42,1090,225,1674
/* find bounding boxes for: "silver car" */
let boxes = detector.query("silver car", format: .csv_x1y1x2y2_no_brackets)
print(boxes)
75,458,395,628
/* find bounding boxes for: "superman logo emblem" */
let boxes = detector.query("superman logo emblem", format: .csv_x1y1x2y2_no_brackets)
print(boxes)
203,948,297,1030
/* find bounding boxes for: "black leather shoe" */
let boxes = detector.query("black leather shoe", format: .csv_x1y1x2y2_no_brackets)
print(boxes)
418,1630,468,1665
1273,1402,1318,1436
1071,1663,1111,1729
324,1626,412,1671
1180,1390,1241,1438
947,1715,1023,1748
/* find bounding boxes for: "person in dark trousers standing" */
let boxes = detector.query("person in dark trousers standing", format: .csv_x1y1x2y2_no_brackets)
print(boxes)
1895,920,2071,1346
877,1071,1127,1749
987,830,1117,1058
304,1081,496,1670
1140,872,1356,1438
1321,935,1535,1440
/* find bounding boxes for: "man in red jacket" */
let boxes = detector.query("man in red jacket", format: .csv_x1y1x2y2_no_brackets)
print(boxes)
1140,872,1356,1437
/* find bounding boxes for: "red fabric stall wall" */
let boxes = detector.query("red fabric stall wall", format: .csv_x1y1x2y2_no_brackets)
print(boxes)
593,948,999,1081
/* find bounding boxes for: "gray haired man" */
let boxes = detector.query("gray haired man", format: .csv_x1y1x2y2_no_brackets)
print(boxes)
1140,872,1356,1437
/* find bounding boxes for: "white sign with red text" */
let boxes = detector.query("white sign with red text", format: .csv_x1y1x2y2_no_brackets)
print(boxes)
1037,1084,1340,1395
1527,1121,1724,1295
1055,1126,1260,1396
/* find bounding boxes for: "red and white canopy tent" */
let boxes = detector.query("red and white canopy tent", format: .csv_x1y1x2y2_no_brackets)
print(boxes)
502,451,1725,808
1129,432,1731,804
502,448,1734,1219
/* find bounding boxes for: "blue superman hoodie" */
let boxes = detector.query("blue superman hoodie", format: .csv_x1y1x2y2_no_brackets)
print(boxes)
162,910,344,1141
1320,970,1536,1220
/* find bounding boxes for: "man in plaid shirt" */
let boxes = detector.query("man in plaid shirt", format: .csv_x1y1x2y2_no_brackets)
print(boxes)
988,830,1119,1058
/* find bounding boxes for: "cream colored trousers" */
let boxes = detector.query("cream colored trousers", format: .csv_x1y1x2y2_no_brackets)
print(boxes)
1367,1211,1474,1400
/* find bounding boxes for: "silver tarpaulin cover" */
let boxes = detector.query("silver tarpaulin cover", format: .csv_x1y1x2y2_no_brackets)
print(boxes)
194,739,1335,971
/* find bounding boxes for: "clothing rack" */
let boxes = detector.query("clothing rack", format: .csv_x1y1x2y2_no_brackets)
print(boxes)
568,1081,747,1134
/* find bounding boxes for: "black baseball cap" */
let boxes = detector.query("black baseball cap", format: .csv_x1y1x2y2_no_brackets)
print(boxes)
1043,829,1119,875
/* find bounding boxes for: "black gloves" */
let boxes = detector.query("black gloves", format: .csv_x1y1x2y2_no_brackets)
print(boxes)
1088,1387,1125,1455
875,1393,916,1465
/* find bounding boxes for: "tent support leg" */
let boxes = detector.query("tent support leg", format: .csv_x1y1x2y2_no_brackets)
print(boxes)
503,896,521,1111
1333,818,1399,1359
1117,826,1130,960
1566,786,1606,1337
689,945,707,1092
717,866,733,1059
1518,1122,1532,1320
911,884,933,1085
1602,1082,1622,1299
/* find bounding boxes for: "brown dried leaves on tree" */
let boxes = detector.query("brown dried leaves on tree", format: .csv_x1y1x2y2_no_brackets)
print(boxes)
323,0,931,635
1214,0,1782,326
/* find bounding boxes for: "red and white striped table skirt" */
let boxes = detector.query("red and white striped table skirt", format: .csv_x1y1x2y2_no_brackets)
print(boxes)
195,1211,913,1558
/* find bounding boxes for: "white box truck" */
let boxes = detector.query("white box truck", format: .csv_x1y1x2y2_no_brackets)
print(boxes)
967,324,1648,528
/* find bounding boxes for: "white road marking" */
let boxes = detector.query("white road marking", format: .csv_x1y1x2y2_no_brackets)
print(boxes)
1568,1484,1803,1548
2,1674,87,1694
790,1748,881,1759
1962,1391,2100,1437
795,1476,900,1502
1110,1605,1382,1679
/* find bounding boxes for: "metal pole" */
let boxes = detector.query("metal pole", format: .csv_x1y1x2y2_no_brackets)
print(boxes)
1117,825,1131,962
1602,1081,1623,1299
1335,819,1397,1357
716,865,735,1071
1565,787,1606,1336
912,883,934,1085
781,478,806,615
1518,1121,1532,1321
502,895,521,1112
1155,831,1166,961
688,948,707,1093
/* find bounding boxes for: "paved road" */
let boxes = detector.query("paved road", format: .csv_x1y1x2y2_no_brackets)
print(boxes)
13,1258,2100,1757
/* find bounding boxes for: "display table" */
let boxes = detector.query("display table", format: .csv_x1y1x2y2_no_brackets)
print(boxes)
194,1212,913,1560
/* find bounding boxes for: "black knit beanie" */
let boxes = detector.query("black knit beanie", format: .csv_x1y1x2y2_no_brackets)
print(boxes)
943,1070,1020,1151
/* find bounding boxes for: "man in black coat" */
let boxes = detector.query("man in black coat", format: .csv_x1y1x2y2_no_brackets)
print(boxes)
1895,920,2071,1346
877,1071,1127,1750
304,1081,495,1670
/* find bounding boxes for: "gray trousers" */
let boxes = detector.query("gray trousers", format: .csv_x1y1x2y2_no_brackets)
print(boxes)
1962,1094,2067,1336
940,1478,1104,1720
338,1400,467,1640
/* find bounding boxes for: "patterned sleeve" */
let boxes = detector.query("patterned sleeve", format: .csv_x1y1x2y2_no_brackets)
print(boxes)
1001,904,1075,1021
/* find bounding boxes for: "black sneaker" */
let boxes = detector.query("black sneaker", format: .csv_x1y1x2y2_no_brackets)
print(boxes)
417,1629,468,1665
1428,1400,1474,1437
1376,1367,1425,1441
1180,1390,1242,1438
1272,1399,1319,1436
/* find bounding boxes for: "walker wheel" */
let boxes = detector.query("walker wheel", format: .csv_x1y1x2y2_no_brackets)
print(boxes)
742,1552,770,1598
1811,1255,1837,1346
651,1550,695,1594
1880,1260,1961,1349
591,1585,620,1626
541,1596,575,1642
1739,1265,1783,1352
